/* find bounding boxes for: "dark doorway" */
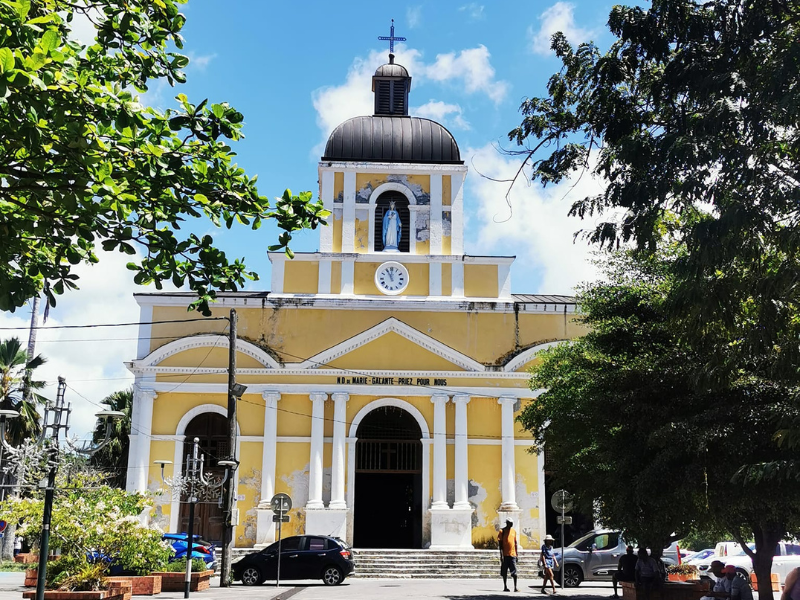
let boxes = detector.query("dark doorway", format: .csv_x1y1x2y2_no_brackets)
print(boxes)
374,193,410,253
353,406,422,548
178,412,227,544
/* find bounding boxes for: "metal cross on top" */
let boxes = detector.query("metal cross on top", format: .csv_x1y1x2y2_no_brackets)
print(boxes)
378,19,406,54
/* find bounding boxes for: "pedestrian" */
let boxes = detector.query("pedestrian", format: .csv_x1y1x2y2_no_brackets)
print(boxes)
781,566,800,600
724,565,753,600
701,560,729,600
635,548,659,590
612,545,638,597
498,518,521,592
13,536,21,557
539,534,559,594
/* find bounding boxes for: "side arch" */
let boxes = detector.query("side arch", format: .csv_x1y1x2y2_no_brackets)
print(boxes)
140,335,281,369
348,397,430,439
175,403,241,436
503,340,570,372
368,182,417,205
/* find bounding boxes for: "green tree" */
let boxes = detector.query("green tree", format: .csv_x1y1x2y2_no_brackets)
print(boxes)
89,388,132,489
522,253,800,598
508,0,800,385
0,336,46,445
0,0,329,316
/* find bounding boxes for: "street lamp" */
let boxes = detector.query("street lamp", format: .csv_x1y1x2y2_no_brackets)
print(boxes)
155,437,235,599
0,377,124,600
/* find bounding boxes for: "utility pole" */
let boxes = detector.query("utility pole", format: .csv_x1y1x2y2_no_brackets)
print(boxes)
220,309,238,587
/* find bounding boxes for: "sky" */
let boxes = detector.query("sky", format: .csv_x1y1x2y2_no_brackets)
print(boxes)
1,0,629,436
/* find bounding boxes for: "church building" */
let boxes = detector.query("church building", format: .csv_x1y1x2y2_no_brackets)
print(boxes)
125,50,583,551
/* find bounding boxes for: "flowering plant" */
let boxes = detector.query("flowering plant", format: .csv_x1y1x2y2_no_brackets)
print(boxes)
667,563,699,576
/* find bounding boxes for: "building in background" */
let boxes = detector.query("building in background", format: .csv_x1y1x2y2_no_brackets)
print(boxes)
125,51,583,550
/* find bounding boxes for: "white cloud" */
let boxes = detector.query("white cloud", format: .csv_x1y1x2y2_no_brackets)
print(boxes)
425,46,508,103
412,100,470,130
0,252,148,440
188,52,217,71
459,3,485,20
406,6,422,29
312,44,507,154
530,2,594,56
465,144,605,294
66,10,99,47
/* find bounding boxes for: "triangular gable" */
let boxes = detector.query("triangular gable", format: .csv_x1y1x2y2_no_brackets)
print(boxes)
295,318,485,372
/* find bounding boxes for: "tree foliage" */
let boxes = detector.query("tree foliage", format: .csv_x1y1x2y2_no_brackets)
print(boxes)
509,0,800,383
522,252,800,598
89,387,131,488
0,0,329,315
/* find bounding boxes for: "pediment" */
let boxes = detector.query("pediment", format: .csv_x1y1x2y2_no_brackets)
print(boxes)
295,318,484,372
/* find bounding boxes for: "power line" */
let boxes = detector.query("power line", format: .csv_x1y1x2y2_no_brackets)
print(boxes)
0,317,229,331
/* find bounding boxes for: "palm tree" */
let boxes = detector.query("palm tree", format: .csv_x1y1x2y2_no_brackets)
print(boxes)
0,337,47,445
90,388,132,488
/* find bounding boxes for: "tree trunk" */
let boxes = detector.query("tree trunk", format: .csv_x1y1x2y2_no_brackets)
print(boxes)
1,522,16,561
737,525,783,600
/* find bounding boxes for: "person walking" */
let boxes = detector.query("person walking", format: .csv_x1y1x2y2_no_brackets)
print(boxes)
498,518,521,592
539,534,559,594
612,546,638,597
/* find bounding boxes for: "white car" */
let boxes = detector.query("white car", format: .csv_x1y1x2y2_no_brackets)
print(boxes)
695,541,800,584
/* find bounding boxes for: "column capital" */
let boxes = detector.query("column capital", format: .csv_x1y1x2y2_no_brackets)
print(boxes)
431,394,450,405
262,390,281,404
498,396,516,406
331,392,350,403
309,392,328,403
453,394,471,405
135,388,158,401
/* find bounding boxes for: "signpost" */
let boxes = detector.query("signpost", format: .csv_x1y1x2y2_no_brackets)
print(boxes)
551,490,573,590
270,493,292,588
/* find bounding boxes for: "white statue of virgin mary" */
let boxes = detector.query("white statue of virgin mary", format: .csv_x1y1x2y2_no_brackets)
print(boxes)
382,200,401,251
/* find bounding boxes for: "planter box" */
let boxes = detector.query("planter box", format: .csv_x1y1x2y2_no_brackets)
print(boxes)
750,571,780,592
108,576,161,596
23,592,125,600
621,580,709,600
25,569,38,588
668,574,699,582
108,580,132,600
150,570,213,592
15,553,39,564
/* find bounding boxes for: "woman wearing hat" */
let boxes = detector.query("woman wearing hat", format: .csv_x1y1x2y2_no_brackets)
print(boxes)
539,534,559,594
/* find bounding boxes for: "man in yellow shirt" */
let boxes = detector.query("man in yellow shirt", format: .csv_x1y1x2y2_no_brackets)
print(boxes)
498,518,521,592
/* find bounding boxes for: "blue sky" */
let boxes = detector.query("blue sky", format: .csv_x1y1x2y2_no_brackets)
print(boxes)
1,0,629,433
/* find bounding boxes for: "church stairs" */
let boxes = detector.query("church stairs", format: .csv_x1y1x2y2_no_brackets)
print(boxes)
350,549,541,579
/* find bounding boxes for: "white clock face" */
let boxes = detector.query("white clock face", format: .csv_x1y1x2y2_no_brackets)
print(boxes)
375,261,409,296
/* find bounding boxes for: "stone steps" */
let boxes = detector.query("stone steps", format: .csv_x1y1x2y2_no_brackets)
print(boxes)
352,550,541,579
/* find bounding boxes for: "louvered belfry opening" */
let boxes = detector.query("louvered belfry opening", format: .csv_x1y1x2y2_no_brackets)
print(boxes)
354,406,423,548
375,193,410,252
372,55,411,116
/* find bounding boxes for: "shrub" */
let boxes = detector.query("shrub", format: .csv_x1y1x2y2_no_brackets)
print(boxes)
667,564,699,576
162,558,208,573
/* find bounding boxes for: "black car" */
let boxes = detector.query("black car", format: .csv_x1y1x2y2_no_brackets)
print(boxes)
232,535,354,586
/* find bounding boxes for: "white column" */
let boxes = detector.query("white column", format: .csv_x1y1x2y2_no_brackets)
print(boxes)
431,394,449,509
430,174,443,254
320,170,334,252
307,392,327,509
429,262,442,296
451,171,465,254
259,391,280,505
128,388,156,492
342,172,356,252
453,394,471,510
330,392,349,509
341,258,355,295
318,259,332,294
499,396,519,510
452,262,465,297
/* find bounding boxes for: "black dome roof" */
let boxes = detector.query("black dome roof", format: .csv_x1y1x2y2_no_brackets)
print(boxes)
323,116,462,164
374,63,409,78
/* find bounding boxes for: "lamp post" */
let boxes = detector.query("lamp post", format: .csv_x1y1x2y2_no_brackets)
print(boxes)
155,437,235,599
0,377,124,600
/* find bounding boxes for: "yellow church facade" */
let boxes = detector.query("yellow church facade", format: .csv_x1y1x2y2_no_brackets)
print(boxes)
125,53,584,551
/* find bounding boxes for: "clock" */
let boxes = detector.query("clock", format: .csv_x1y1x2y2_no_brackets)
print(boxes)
375,261,409,295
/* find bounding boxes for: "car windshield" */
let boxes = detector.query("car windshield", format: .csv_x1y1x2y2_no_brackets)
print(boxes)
569,532,608,549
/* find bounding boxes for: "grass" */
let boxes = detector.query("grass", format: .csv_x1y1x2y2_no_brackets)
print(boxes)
0,561,29,572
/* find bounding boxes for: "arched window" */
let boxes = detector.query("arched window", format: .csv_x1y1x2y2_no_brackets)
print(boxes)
374,193,410,253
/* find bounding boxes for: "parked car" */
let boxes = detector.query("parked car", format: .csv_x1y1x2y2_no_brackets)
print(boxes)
685,549,715,564
232,535,354,586
695,541,800,584
162,533,217,570
552,529,681,587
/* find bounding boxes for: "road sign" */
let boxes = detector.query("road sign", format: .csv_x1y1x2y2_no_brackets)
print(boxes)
0,520,7,534
557,516,573,525
270,493,292,513
551,489,573,513
272,515,290,523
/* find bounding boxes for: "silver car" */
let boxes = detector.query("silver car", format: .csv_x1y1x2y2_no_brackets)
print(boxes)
553,530,680,587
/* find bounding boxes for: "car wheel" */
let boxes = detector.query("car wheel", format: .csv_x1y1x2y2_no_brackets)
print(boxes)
735,569,750,585
240,566,263,586
562,565,583,588
322,565,343,586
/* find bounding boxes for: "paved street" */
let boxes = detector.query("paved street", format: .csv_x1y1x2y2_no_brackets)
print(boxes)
0,572,655,600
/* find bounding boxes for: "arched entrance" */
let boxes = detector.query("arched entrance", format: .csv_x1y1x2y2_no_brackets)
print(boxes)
177,413,227,544
353,406,422,548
